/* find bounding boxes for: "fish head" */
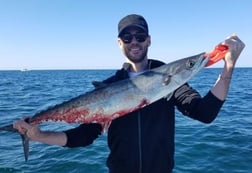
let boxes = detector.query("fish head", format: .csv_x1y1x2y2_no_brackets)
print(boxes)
162,52,209,86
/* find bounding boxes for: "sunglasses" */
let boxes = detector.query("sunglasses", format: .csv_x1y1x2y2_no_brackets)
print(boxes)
120,33,148,44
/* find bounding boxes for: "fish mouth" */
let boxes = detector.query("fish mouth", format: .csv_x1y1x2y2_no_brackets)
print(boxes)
201,53,210,67
198,52,209,68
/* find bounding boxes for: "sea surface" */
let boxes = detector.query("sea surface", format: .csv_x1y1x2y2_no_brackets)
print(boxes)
0,68,251,173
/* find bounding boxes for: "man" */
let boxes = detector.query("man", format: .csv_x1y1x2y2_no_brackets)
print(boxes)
14,14,245,173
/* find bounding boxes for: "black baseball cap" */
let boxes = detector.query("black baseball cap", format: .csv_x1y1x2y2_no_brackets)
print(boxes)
118,14,149,37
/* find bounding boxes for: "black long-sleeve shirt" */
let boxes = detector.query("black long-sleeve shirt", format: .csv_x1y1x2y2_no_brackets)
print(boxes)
64,59,224,173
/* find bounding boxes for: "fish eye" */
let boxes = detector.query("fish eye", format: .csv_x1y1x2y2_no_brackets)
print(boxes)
186,59,196,69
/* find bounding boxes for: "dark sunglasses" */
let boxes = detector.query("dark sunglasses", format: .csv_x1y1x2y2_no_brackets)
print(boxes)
120,33,148,44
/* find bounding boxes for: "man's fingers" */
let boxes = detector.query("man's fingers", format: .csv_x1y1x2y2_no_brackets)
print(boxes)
13,120,31,134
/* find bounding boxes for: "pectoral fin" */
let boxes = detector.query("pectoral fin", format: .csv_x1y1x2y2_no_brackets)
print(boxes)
163,74,172,86
163,92,173,101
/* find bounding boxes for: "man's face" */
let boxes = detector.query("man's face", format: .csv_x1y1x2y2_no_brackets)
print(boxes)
118,27,151,63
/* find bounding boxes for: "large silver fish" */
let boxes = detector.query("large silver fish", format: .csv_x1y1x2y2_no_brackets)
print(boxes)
0,52,209,161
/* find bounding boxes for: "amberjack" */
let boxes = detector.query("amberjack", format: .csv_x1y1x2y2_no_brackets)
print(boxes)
0,52,209,161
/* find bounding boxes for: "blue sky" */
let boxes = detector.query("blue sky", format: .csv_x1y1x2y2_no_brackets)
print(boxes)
0,0,251,70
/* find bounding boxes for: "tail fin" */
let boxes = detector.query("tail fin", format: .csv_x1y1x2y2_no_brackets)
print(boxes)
20,133,29,161
0,124,30,161
0,124,18,132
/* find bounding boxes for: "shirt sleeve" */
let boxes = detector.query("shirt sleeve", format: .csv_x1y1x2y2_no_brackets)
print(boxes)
64,123,102,148
174,83,224,123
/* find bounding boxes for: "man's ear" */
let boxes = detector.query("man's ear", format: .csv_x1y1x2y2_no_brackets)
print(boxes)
118,38,123,47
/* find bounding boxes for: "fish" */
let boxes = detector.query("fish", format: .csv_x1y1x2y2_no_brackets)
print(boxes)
0,52,209,161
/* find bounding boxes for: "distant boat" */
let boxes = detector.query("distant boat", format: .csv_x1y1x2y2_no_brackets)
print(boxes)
20,68,29,72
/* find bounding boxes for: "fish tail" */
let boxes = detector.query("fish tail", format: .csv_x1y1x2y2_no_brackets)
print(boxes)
0,124,29,161
20,133,29,161
0,124,18,132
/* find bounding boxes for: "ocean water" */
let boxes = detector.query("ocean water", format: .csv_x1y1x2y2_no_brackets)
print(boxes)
0,68,251,173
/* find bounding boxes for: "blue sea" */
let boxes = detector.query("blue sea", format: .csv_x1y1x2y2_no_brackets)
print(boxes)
0,68,251,173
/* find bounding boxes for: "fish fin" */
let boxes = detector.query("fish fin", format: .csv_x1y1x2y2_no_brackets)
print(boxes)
0,124,18,132
0,123,29,161
100,121,111,133
20,133,29,161
92,81,108,89
164,92,173,101
163,74,172,86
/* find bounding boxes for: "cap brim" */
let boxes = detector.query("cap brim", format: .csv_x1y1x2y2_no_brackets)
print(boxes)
118,25,147,36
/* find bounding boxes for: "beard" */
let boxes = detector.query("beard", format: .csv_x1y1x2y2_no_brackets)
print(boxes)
124,44,148,63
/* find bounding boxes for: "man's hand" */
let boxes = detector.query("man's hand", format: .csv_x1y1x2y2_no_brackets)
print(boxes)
13,119,41,141
222,33,245,68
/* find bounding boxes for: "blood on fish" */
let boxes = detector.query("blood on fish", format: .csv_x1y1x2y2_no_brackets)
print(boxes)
107,98,150,120
31,108,90,124
78,98,151,125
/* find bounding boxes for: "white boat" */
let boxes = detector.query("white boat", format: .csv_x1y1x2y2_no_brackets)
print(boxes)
20,68,29,72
